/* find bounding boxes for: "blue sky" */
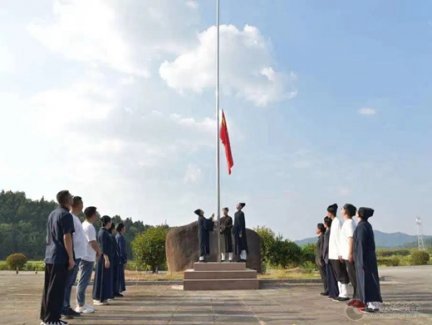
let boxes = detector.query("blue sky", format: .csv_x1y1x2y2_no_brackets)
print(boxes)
0,0,430,240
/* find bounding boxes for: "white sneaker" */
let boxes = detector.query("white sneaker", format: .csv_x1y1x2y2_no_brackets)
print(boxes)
84,304,96,312
93,299,108,306
75,305,95,314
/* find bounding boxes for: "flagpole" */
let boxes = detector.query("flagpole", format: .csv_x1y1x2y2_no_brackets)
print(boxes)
216,0,221,263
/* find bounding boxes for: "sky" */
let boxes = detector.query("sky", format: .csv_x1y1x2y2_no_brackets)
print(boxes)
0,0,431,240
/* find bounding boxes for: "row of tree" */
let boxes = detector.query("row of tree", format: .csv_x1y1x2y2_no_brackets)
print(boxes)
0,190,153,259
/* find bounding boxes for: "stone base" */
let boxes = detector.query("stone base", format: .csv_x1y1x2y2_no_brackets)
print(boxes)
183,262,259,291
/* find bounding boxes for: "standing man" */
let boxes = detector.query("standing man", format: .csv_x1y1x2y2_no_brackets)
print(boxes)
327,203,350,301
116,223,127,295
76,206,100,314
109,223,121,298
315,222,327,295
220,208,233,262
233,202,248,262
354,207,382,313
62,196,86,319
40,190,75,325
195,209,214,262
323,216,338,298
93,215,114,305
341,204,358,306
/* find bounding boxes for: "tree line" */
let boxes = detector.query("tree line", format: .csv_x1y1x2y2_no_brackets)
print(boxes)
0,190,153,260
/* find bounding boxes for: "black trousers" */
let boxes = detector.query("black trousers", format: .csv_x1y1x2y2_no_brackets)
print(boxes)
344,260,357,299
223,232,233,253
329,259,349,284
318,263,328,293
40,263,68,322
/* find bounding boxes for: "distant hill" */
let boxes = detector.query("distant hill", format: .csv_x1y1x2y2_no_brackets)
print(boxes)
295,230,432,248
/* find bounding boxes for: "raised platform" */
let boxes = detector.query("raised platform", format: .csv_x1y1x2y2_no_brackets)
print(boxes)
183,262,259,290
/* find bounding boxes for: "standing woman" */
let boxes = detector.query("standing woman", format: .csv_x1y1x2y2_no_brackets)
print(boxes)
233,202,248,262
93,215,113,305
109,223,121,298
116,223,127,295
220,207,233,262
354,207,382,313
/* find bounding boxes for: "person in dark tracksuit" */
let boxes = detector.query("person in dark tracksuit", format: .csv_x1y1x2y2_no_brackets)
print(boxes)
110,223,121,298
116,223,127,295
315,223,327,295
40,190,75,325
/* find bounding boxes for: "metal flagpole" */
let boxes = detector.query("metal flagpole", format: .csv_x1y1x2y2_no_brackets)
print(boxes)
216,0,221,263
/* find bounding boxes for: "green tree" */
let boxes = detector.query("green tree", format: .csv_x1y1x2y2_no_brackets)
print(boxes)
411,250,430,265
6,253,28,270
254,226,276,263
268,237,302,268
132,225,169,273
301,243,316,265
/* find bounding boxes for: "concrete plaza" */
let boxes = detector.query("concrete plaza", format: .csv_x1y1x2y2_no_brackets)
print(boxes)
1,265,431,324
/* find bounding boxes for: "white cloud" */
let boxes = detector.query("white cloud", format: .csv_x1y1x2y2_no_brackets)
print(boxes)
159,24,297,106
0,45,15,73
183,164,202,184
358,107,377,116
28,0,199,77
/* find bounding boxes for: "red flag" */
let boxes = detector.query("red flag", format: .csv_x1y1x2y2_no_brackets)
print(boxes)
220,110,234,175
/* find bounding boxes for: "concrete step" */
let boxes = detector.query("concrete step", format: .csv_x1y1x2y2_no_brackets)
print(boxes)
183,278,259,291
184,269,257,280
193,262,246,271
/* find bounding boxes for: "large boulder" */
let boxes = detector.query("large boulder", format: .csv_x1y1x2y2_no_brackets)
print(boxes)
166,221,262,273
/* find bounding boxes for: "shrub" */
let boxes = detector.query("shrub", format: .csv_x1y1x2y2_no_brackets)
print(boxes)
254,226,276,263
377,249,410,257
132,226,169,273
6,253,28,270
410,250,430,265
301,243,316,265
268,237,302,268
24,261,45,271
0,261,8,271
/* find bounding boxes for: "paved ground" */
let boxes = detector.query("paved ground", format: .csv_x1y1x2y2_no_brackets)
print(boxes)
1,265,431,324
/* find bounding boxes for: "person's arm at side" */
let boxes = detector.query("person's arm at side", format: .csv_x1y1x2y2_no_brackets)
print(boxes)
90,240,101,256
348,237,354,263
64,233,75,270
101,232,110,269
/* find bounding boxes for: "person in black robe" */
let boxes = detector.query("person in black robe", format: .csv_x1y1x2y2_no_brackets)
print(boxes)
116,223,127,294
109,223,121,298
233,202,248,262
92,215,113,305
315,223,327,295
220,207,233,262
195,209,214,262
354,207,382,313
323,216,339,298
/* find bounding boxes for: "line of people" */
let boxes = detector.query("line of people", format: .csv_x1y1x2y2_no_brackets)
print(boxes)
195,202,248,262
40,190,128,325
315,203,383,313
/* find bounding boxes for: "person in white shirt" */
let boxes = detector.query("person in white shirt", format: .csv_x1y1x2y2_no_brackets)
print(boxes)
75,206,101,314
341,203,360,307
327,203,350,301
62,196,87,319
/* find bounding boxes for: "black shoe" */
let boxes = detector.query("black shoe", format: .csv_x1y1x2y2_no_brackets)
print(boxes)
320,292,329,296
115,293,124,297
336,296,350,302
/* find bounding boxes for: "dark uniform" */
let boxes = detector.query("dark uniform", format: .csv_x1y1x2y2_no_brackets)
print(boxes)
354,208,382,309
116,233,127,293
220,215,233,254
111,233,120,297
40,207,75,324
233,210,248,259
93,228,114,302
197,211,214,259
315,232,327,294
323,227,339,298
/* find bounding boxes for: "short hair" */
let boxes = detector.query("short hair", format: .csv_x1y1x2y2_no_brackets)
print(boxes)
223,207,229,212
72,196,82,207
116,223,125,232
84,206,97,219
324,216,332,228
101,215,111,226
317,223,325,234
56,190,71,206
